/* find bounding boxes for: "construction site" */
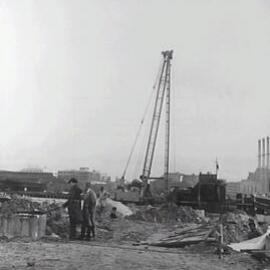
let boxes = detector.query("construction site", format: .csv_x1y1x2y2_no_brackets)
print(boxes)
2,1,270,269
0,49,270,270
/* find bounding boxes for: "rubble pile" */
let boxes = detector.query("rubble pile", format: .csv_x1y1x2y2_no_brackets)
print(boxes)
221,211,262,244
46,208,70,239
0,197,70,238
127,204,203,224
0,197,42,217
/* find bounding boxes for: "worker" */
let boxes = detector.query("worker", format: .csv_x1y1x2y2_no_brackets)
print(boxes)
110,206,117,219
80,182,97,240
142,183,152,204
63,178,83,240
98,186,108,210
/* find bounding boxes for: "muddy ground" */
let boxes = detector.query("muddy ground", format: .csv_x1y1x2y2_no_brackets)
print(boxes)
0,240,266,270
0,217,268,270
0,199,268,269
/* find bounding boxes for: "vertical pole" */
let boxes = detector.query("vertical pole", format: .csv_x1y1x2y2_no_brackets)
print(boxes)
164,56,171,194
219,224,224,259
262,138,266,193
258,139,261,169
267,136,269,169
215,158,219,178
265,136,270,193
198,173,201,209
263,138,266,169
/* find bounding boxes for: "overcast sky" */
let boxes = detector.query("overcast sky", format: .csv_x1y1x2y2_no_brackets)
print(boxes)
1,0,270,181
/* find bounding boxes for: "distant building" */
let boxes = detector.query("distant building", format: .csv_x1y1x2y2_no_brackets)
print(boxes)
58,168,91,187
57,168,109,188
150,172,198,194
0,170,57,192
226,182,241,199
239,137,270,195
20,167,44,173
100,173,111,182
240,168,270,195
0,170,55,184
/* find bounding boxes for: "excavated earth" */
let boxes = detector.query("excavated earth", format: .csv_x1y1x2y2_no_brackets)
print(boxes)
0,199,267,270
0,238,265,270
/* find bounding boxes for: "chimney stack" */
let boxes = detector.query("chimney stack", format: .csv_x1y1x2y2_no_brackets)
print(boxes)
263,138,266,168
258,139,262,168
267,136,270,169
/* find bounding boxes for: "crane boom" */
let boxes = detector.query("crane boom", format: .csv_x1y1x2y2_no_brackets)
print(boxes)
141,50,173,189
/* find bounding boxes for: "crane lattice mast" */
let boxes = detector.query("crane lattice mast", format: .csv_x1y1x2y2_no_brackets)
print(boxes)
141,50,173,192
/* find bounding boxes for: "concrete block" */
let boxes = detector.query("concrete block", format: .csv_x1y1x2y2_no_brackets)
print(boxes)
0,214,46,240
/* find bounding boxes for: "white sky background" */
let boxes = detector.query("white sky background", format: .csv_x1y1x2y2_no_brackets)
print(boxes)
1,0,270,181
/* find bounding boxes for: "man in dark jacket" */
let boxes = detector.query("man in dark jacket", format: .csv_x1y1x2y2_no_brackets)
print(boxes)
63,178,83,240
80,182,97,240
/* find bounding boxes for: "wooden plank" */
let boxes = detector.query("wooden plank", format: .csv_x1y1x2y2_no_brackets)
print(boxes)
150,237,216,248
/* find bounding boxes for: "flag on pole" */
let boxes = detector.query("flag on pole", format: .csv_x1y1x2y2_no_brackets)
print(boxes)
216,159,219,171
216,158,219,176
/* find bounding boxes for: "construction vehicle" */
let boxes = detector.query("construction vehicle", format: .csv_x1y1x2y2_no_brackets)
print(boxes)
117,50,173,204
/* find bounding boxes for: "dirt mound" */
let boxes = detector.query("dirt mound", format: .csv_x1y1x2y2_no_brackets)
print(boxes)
127,205,203,224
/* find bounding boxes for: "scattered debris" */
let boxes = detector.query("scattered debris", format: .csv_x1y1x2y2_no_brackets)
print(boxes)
0,197,42,217
26,257,36,267
229,227,270,252
146,224,217,248
221,211,263,244
46,210,69,239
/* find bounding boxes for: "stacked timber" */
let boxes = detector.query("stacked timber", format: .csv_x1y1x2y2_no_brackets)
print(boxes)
147,224,217,248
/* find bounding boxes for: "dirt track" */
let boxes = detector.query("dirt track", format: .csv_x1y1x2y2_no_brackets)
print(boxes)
0,241,264,270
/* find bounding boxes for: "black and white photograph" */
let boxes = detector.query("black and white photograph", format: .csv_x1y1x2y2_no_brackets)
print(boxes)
1,0,270,269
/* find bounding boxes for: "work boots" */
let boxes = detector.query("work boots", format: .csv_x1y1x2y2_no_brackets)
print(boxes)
85,227,91,241
69,225,77,240
91,226,95,238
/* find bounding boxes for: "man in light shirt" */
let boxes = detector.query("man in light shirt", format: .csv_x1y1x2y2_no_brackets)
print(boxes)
80,182,97,240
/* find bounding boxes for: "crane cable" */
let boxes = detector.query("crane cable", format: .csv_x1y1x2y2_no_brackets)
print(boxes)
121,59,163,180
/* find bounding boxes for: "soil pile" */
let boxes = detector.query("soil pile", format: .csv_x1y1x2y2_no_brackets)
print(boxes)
105,218,164,243
127,204,204,224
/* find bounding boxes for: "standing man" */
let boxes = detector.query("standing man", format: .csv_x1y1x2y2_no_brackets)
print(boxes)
63,178,83,240
98,186,108,210
80,182,97,240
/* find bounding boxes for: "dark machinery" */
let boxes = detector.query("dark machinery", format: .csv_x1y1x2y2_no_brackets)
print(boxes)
170,173,226,212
